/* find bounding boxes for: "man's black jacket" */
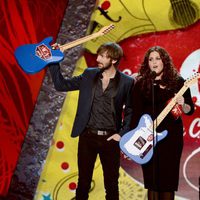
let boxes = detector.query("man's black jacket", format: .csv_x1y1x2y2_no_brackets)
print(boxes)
49,64,134,137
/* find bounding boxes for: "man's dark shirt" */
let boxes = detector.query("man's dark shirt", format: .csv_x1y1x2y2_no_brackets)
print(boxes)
87,74,117,131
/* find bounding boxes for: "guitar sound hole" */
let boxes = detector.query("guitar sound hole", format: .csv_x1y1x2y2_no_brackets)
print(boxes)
169,0,199,27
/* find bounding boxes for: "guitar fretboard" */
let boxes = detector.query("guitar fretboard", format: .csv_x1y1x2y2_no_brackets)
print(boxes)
149,73,199,131
58,24,114,52
59,32,101,52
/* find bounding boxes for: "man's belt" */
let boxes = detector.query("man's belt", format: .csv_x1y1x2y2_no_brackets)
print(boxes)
86,128,115,136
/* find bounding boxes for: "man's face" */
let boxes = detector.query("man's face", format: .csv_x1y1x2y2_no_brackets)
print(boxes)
96,51,113,70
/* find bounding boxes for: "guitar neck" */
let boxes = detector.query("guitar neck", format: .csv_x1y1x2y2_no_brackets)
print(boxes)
153,84,189,128
59,32,102,52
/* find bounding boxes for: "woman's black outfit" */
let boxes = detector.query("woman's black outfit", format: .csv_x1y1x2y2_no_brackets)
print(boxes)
131,77,194,192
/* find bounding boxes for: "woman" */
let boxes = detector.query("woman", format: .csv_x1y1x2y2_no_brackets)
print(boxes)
131,46,194,200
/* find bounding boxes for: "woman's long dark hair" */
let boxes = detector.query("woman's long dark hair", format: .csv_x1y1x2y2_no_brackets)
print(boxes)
137,46,180,97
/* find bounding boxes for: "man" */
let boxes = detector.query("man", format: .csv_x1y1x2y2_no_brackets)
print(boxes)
49,42,134,200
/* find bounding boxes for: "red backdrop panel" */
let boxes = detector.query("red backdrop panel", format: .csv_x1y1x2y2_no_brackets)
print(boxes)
0,0,68,196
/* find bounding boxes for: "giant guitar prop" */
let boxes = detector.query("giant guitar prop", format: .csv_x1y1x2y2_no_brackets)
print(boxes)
120,73,199,164
14,24,114,74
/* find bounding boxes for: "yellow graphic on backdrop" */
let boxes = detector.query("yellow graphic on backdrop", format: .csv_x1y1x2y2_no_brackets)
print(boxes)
84,0,200,53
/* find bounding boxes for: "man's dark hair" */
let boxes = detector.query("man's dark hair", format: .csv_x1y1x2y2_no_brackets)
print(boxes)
97,42,123,66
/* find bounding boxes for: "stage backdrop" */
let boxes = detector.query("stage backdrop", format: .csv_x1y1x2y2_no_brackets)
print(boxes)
35,0,200,200
0,0,68,196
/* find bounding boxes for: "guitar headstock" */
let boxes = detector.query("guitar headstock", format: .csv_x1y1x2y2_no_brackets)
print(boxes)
185,72,200,86
98,24,115,35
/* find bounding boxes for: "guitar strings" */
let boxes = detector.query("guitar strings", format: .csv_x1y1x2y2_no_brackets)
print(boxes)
171,0,196,26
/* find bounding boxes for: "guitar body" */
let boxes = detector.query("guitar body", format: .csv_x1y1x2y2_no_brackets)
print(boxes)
14,37,64,74
120,114,168,164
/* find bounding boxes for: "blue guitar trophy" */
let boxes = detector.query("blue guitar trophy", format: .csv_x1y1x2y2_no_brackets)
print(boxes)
14,24,115,74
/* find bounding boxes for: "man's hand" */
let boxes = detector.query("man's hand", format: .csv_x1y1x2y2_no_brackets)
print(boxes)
107,133,121,142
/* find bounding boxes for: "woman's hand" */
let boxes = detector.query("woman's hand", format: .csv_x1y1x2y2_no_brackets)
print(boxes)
176,95,191,113
176,95,184,105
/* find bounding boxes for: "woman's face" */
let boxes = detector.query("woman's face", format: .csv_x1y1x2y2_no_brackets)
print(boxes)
148,51,164,78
